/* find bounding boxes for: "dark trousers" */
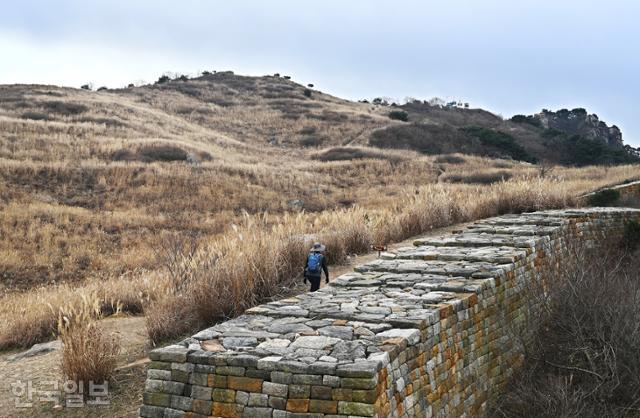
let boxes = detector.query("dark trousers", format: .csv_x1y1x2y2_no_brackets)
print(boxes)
307,276,321,292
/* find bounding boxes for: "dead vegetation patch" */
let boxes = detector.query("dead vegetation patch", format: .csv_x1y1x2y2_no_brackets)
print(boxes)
434,154,466,164
491,236,640,417
370,123,472,154
312,146,407,164
111,145,211,163
58,295,121,388
41,101,89,115
441,170,513,184
125,145,187,162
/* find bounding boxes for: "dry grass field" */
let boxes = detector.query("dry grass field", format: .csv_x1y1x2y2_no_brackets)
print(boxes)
1,73,640,416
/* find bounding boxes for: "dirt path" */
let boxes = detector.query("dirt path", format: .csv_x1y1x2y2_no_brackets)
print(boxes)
0,221,472,417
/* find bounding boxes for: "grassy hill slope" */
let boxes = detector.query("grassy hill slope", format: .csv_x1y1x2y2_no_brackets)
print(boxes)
2,72,637,167
1,72,639,291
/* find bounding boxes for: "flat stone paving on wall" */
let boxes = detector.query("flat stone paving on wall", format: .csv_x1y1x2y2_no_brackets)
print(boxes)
140,207,640,418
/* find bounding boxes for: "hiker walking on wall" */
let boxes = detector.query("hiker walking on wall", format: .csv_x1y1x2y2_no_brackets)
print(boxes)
303,242,329,292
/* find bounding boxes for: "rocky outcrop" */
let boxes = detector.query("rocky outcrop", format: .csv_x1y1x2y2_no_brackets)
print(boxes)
140,207,640,418
536,108,624,147
7,340,61,362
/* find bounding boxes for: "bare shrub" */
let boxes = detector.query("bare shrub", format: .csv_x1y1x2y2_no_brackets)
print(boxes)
120,147,210,164
321,234,347,265
146,294,198,345
111,145,189,162
370,123,471,154
434,154,466,164
152,231,200,293
21,111,49,121
492,236,640,418
335,216,371,255
42,101,89,115
299,126,317,135
491,176,571,213
138,145,188,162
441,170,512,184
308,110,349,122
77,116,126,128
492,159,515,168
320,215,371,264
299,135,325,147
111,149,137,162
312,147,406,165
209,97,235,107
537,160,555,178
58,294,121,389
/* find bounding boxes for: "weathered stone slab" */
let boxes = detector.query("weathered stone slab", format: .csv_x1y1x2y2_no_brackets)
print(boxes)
386,245,527,264
413,233,543,248
7,340,62,362
355,258,510,279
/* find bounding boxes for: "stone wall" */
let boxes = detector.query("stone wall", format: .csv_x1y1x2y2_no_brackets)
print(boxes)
140,207,640,418
608,180,640,200
580,180,640,203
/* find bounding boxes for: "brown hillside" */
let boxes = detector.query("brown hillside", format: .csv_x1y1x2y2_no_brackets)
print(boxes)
0,73,639,292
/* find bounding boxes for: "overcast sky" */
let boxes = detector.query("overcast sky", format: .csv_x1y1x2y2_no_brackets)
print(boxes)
1,0,639,146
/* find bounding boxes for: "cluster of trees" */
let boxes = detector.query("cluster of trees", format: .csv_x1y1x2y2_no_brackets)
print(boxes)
78,70,317,93
510,114,542,128
363,96,470,109
156,72,192,84
542,129,640,166
463,127,537,163
388,110,409,122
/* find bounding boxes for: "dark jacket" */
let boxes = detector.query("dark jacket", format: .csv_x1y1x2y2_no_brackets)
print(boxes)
304,252,329,280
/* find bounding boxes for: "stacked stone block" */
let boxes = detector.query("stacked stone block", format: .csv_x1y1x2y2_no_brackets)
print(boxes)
140,207,640,418
580,179,640,204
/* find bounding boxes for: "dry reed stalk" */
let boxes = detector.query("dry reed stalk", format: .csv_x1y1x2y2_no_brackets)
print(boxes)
57,293,121,388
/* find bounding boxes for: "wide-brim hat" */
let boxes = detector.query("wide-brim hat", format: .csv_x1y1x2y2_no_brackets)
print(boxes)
310,242,326,252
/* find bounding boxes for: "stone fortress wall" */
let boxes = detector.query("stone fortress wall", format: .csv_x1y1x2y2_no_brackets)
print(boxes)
610,179,640,198
580,179,640,203
140,207,640,418
610,181,640,199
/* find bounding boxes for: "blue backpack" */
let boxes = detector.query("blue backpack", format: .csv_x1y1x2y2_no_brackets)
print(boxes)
306,253,323,276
